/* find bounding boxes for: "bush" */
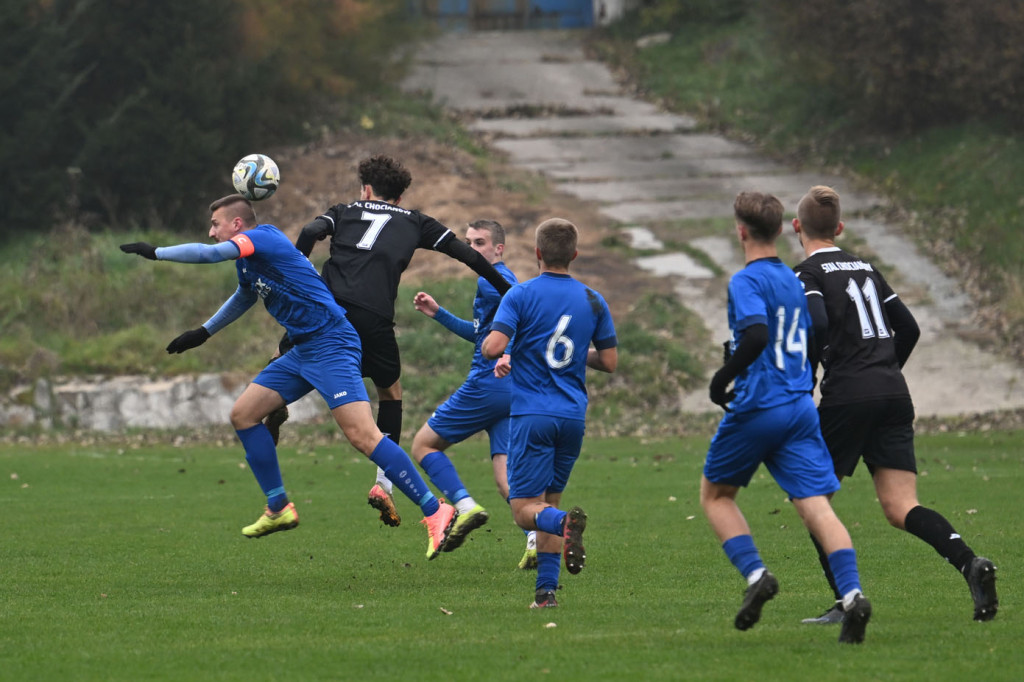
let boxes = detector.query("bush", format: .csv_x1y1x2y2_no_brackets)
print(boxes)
632,0,752,30
0,0,418,238
766,1,1024,131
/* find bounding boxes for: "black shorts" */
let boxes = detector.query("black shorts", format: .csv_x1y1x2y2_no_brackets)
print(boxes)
818,397,916,478
342,303,401,388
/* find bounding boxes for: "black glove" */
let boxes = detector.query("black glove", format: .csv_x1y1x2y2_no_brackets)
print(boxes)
120,242,158,260
709,369,736,411
166,327,211,354
277,332,294,356
722,339,733,364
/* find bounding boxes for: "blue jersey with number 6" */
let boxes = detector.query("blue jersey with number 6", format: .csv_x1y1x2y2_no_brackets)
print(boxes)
491,272,617,420
727,257,812,413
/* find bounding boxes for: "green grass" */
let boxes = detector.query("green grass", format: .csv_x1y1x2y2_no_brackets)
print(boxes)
0,231,707,434
1,431,1020,680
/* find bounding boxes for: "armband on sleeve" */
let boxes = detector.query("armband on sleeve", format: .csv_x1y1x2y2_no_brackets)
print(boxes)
229,234,255,258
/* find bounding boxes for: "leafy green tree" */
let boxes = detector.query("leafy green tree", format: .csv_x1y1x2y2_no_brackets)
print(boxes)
0,0,90,239
0,0,417,237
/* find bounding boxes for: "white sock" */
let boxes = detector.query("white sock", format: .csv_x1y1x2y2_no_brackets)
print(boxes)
746,567,766,586
375,467,392,494
841,589,863,611
455,497,477,514
526,530,537,550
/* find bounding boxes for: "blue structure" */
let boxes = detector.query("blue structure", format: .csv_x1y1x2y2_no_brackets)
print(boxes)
408,0,594,31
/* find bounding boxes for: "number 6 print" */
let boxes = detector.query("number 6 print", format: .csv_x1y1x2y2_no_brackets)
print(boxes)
546,315,574,369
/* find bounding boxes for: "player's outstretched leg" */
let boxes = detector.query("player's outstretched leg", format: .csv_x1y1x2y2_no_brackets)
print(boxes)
734,571,779,631
421,500,456,560
563,506,587,575
368,483,402,527
242,502,299,538
838,593,872,644
966,556,998,621
443,503,490,552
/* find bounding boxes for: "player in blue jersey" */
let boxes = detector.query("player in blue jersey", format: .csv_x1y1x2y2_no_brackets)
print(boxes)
701,191,871,643
482,218,618,609
119,194,456,559
407,220,532,561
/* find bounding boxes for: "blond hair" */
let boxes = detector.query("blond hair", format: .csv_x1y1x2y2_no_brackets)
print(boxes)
796,185,841,240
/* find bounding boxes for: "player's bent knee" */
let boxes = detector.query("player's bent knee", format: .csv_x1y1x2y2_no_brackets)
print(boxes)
229,404,261,430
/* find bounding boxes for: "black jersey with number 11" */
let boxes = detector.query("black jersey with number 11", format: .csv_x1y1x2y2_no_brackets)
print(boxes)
794,246,910,406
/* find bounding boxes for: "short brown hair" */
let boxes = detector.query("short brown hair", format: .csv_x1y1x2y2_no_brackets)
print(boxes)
468,219,505,246
209,194,257,226
358,155,412,201
733,191,783,242
536,218,578,267
796,185,841,240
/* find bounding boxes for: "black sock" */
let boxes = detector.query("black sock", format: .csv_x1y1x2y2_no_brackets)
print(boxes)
810,532,842,601
904,505,975,575
376,399,403,446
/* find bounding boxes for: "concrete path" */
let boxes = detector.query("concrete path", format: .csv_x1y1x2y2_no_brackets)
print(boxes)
404,30,1024,417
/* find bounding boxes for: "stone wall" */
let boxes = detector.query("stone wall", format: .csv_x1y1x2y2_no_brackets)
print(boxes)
0,374,327,431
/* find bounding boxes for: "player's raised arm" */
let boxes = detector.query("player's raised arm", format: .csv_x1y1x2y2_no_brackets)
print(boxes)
294,214,335,257
121,240,242,264
417,290,476,343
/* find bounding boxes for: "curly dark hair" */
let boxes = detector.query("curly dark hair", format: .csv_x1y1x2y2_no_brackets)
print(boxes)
358,155,412,201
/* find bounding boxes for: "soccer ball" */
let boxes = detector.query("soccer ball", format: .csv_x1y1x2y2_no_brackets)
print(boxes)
232,153,280,200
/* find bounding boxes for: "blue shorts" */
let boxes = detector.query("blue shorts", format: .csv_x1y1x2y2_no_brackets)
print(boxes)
704,394,839,499
253,321,369,409
507,414,585,500
428,379,511,457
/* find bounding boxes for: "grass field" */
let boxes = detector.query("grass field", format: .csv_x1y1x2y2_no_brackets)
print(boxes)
1,430,1019,680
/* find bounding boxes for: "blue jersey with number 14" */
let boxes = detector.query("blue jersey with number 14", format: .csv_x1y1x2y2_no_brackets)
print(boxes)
727,257,812,413
491,272,617,420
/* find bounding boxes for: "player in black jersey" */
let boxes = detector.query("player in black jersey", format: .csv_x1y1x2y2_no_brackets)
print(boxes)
792,185,998,623
269,155,512,528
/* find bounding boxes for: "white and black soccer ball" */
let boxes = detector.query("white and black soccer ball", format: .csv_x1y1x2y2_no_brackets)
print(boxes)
232,153,280,200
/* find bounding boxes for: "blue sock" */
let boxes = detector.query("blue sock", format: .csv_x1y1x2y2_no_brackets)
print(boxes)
420,451,469,503
236,424,288,511
722,534,765,579
536,552,560,592
369,437,439,516
535,507,567,536
827,548,862,596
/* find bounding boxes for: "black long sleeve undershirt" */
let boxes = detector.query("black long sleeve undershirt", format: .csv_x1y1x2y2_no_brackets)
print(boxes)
806,293,828,373
710,323,769,407
885,297,920,368
295,218,331,257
